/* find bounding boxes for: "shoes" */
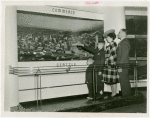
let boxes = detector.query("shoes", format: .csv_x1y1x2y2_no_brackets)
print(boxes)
112,94,118,97
104,95,112,99
96,94,104,99
101,80,105,82
104,94,118,99
87,97,94,100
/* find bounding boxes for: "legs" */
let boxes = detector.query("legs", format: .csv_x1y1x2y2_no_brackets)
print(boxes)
87,72,104,99
97,75,104,95
119,69,132,96
87,83,93,98
111,84,117,96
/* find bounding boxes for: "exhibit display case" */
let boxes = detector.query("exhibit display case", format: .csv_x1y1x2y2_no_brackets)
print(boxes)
15,6,147,103
126,15,147,82
17,6,105,102
17,11,104,62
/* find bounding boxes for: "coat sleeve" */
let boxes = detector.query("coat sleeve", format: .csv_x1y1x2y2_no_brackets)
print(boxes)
81,45,96,54
99,51,105,71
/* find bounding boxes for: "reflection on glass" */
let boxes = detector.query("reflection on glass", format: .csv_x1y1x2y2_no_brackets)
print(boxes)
128,38,136,57
126,16,135,34
128,38,147,57
126,16,147,35
136,38,147,57
135,16,147,35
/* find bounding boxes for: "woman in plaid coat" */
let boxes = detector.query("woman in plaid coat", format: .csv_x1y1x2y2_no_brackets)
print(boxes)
102,30,119,97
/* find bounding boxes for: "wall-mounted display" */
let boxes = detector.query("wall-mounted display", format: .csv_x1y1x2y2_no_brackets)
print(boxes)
17,26,104,61
17,12,104,62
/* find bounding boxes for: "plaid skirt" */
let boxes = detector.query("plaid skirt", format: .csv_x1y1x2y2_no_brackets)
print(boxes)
102,66,119,84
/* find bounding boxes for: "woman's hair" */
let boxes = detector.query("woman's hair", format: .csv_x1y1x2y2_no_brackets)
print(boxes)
107,33,116,40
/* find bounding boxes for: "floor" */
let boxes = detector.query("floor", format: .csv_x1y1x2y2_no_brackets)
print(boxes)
21,88,147,113
101,90,147,113
101,103,147,113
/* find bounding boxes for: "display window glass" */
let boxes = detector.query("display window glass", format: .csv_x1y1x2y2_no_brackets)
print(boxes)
126,15,147,35
128,38,147,57
126,15,147,81
17,11,104,62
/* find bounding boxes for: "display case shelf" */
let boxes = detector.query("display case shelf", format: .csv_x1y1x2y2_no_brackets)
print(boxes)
127,35,147,39
129,57,147,60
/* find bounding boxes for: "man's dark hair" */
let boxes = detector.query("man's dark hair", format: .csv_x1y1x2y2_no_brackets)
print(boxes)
121,29,127,34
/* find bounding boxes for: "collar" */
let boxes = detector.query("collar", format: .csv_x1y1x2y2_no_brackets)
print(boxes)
121,37,126,40
118,37,126,45
105,41,114,49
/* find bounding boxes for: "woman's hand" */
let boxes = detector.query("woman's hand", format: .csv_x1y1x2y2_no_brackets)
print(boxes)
117,68,122,73
98,71,102,75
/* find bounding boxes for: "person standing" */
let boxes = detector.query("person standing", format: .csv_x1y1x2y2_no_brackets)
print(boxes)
75,42,105,98
85,58,94,100
102,29,119,97
117,29,132,96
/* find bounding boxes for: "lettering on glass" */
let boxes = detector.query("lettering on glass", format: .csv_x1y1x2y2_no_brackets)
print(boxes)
52,8,75,15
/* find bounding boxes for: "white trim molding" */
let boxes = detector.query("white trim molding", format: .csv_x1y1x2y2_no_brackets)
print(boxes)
125,10,147,16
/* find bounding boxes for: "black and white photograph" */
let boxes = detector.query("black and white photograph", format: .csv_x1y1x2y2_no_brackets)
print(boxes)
1,1,149,117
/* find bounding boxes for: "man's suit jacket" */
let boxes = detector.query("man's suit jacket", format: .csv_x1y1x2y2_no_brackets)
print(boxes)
117,38,130,67
116,38,132,96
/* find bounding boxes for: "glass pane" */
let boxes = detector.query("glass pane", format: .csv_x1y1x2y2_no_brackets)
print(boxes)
126,16,135,35
126,16,148,35
136,38,147,57
135,16,147,35
128,38,136,57
128,38,147,57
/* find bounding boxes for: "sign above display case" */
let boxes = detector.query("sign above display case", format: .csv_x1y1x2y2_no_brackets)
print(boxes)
17,6,104,20
51,7,75,15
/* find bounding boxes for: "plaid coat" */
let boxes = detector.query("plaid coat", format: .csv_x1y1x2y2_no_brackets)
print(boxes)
102,41,119,84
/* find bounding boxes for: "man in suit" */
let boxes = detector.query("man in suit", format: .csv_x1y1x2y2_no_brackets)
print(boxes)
117,29,132,96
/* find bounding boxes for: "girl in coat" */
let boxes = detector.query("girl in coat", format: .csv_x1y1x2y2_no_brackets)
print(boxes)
102,30,119,98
